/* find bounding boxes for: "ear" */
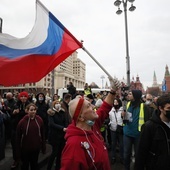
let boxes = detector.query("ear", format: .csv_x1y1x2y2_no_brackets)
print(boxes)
158,106,163,112
78,115,85,122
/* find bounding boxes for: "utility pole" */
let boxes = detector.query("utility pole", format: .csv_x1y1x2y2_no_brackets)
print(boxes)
114,0,136,87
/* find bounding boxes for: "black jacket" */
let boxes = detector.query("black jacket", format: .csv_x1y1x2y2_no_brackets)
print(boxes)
135,110,170,170
48,109,68,146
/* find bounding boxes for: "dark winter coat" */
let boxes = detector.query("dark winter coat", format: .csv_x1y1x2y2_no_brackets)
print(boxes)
135,110,170,170
67,85,76,98
12,100,30,130
35,93,49,123
60,100,72,124
48,108,68,146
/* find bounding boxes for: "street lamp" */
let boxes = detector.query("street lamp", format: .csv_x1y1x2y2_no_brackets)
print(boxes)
100,75,105,89
114,0,136,87
0,18,3,33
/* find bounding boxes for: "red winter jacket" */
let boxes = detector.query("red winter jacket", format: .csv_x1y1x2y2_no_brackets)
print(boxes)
60,101,112,170
16,114,46,156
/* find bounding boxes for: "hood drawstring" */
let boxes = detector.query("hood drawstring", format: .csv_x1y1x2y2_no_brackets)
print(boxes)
26,117,41,137
35,118,41,137
26,118,30,136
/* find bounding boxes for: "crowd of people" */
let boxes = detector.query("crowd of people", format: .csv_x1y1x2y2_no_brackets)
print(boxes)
0,81,170,170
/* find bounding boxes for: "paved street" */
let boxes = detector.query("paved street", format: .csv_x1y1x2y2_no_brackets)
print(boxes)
0,141,134,170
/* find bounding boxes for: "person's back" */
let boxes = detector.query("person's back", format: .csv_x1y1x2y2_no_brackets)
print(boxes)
67,82,76,98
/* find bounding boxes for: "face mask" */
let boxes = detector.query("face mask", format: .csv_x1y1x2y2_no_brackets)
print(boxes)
85,120,95,126
55,103,61,111
145,101,151,105
165,110,170,120
114,105,119,109
39,97,44,101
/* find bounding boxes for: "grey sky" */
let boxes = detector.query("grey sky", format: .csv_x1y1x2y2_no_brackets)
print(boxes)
1,0,170,89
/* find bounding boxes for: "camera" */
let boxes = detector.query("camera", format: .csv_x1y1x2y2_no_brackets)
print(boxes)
121,86,129,101
121,86,130,124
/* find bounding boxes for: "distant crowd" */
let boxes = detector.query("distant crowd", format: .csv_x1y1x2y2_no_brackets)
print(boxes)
0,82,170,170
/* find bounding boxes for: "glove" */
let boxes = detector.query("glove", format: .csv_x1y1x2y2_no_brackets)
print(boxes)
109,77,121,91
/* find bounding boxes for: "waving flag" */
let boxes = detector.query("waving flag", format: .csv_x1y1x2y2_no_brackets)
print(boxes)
0,0,82,86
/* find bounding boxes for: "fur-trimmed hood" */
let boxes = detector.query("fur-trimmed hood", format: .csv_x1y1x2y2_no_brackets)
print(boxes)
47,108,65,116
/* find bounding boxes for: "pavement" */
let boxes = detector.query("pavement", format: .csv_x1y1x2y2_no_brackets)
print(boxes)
0,142,133,170
0,141,52,170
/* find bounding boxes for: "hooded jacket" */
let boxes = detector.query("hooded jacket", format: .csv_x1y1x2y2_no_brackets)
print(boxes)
124,90,150,137
35,93,49,122
16,114,46,156
60,101,112,170
135,110,170,170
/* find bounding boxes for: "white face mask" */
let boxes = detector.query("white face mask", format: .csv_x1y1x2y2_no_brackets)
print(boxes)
38,97,44,101
145,100,151,105
85,120,95,126
55,103,61,111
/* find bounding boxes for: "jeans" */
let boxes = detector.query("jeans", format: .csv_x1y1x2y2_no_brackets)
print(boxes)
110,130,123,160
123,135,140,170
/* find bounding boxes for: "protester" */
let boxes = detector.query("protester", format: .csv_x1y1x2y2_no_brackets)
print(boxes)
67,82,76,99
123,90,149,170
86,93,96,105
109,98,124,164
60,93,72,124
11,91,30,169
49,94,60,108
0,104,9,160
84,83,92,96
47,100,69,170
135,94,170,170
16,103,46,170
35,92,49,140
60,88,117,170
144,93,157,117
3,92,16,142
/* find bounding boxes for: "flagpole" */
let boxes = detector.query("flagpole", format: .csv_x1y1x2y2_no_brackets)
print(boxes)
0,18,2,33
82,45,115,81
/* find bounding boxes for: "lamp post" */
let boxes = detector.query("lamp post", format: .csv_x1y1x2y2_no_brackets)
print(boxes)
100,75,105,89
114,0,136,87
0,18,3,33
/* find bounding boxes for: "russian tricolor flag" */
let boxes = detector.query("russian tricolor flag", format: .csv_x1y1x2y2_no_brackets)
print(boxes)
0,0,82,86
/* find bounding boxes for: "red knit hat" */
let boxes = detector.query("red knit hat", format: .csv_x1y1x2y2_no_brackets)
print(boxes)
19,91,28,98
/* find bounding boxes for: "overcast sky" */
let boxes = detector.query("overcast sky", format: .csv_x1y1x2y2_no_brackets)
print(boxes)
1,0,170,90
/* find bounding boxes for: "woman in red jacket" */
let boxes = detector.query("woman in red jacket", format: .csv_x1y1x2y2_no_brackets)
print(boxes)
16,103,46,170
60,89,117,170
